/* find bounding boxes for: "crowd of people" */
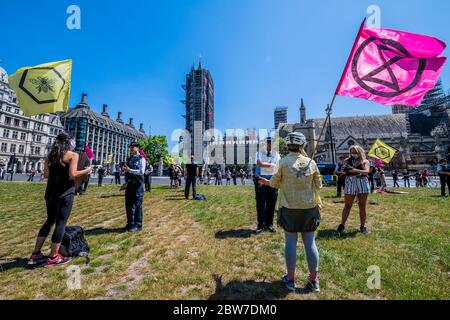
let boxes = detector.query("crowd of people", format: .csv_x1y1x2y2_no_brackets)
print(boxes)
21,130,449,293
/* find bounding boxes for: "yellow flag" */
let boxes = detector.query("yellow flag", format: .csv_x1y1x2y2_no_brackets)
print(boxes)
368,139,398,164
8,60,72,116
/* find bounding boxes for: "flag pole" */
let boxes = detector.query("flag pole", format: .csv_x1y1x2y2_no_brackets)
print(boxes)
310,18,366,161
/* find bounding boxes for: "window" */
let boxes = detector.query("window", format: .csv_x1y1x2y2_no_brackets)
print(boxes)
5,117,11,125
6,106,11,112
22,121,28,129
14,108,19,114
10,144,16,153
30,146,35,155
0,92,3,100
14,119,20,126
12,131,18,139
35,135,42,143
18,145,24,154
35,147,40,155
20,132,26,140
1,143,6,152
50,128,54,135
3,129,9,138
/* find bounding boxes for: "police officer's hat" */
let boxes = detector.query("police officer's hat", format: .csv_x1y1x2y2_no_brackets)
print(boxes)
128,142,141,148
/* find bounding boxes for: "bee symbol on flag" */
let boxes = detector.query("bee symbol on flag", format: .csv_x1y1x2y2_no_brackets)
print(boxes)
28,77,57,94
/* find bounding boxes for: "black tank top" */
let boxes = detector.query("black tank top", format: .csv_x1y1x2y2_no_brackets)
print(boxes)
45,160,75,200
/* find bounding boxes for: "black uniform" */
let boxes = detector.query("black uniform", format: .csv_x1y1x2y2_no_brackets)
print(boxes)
125,154,144,230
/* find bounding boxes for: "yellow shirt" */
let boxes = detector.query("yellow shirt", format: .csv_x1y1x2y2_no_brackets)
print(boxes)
269,152,322,209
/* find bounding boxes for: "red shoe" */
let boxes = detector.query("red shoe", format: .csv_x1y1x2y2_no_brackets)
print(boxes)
45,253,71,267
27,252,47,265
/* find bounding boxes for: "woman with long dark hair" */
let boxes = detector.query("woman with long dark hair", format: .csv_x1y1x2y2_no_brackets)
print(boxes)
28,133,91,267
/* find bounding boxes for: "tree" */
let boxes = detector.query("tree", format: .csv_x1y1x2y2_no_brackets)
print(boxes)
278,137,288,157
140,135,169,166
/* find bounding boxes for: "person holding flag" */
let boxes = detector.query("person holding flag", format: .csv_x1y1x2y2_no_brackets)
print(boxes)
28,133,91,267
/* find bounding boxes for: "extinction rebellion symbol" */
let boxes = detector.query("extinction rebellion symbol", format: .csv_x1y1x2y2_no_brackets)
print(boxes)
351,36,427,97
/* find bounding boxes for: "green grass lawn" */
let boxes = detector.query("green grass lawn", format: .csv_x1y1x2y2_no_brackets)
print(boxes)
0,182,448,300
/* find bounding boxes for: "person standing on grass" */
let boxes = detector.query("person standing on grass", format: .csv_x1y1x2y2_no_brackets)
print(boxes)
392,170,400,188
254,137,280,233
226,169,231,185
27,167,36,182
403,170,411,188
97,166,105,186
184,156,198,199
421,169,430,187
114,165,121,185
437,159,450,196
376,167,386,191
334,156,346,197
144,162,153,192
259,132,322,292
336,145,371,235
240,169,246,185
368,163,376,193
28,133,92,267
231,168,237,185
123,142,146,232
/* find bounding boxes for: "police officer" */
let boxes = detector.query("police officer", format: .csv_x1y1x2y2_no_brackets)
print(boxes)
123,142,146,232
254,137,281,233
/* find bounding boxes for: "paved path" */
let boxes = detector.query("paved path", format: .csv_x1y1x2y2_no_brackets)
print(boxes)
1,173,442,190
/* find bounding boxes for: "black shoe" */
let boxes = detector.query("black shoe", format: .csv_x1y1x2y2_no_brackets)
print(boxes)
267,225,276,233
305,279,320,292
125,225,134,232
129,226,141,232
255,227,264,234
336,224,345,234
360,226,368,234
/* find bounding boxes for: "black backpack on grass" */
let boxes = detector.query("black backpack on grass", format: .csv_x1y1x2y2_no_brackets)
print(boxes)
61,226,90,263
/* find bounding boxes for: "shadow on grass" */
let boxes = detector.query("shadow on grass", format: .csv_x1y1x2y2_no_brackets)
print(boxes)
215,229,255,239
99,194,125,199
208,275,311,299
0,258,35,272
165,197,187,201
84,227,126,236
316,229,359,240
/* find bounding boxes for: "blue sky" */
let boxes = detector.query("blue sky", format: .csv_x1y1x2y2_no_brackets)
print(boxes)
1,0,449,147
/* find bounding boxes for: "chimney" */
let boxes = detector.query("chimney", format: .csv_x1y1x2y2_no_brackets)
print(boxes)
76,93,89,109
139,123,145,133
101,104,109,118
128,118,135,128
117,111,123,123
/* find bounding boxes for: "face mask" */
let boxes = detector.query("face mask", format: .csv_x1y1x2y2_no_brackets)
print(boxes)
69,140,76,151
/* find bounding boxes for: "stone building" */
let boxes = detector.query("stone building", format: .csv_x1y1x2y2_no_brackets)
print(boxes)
279,97,450,170
0,66,65,173
64,93,146,167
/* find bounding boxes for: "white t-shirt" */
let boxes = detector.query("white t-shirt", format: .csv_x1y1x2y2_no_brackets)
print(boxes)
256,151,281,176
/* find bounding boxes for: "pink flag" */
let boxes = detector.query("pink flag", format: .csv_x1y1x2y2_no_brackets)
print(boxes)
139,150,148,161
336,21,447,106
85,144,95,160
